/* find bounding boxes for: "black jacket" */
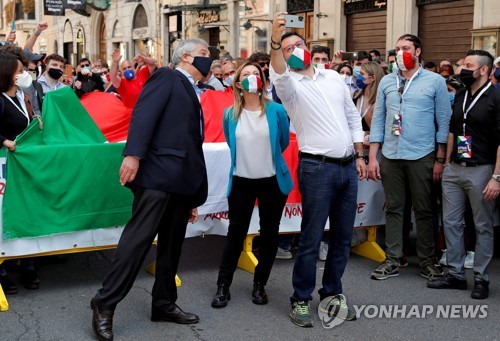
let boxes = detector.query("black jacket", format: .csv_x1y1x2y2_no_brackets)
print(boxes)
123,67,208,208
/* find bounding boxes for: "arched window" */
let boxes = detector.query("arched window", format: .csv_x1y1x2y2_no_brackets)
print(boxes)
112,20,122,39
133,5,148,29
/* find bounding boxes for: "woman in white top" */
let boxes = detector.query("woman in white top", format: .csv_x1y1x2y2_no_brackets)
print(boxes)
352,61,385,137
212,62,293,308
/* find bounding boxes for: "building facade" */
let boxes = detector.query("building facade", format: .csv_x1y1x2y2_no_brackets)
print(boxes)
0,0,499,66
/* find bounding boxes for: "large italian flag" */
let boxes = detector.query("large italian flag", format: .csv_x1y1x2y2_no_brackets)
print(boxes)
2,86,301,240
2,88,132,240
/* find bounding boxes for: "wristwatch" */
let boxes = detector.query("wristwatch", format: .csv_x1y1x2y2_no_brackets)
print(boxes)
492,174,500,182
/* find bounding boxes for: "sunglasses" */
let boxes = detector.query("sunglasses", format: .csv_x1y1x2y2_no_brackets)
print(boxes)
81,63,90,67
398,78,407,96
259,61,269,68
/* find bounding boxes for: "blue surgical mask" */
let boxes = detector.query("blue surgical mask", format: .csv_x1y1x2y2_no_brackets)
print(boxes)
356,75,367,90
353,66,361,78
494,68,500,80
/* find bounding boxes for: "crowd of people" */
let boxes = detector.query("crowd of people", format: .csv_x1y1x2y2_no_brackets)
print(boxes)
0,14,500,340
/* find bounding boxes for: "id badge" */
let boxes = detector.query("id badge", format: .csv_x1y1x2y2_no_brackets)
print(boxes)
457,135,472,158
391,114,402,136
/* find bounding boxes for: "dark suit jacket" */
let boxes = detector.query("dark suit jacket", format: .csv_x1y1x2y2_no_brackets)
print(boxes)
123,67,208,208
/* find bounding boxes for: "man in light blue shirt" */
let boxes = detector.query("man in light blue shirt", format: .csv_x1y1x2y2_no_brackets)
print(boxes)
368,34,451,281
37,54,67,95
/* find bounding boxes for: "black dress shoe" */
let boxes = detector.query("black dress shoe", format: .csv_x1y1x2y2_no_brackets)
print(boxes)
151,304,199,324
252,282,268,305
471,280,489,299
427,274,467,290
90,298,114,341
20,269,40,290
211,284,231,308
0,274,18,295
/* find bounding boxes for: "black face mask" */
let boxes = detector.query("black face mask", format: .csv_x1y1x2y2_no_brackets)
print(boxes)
459,67,480,88
191,56,212,77
48,68,63,80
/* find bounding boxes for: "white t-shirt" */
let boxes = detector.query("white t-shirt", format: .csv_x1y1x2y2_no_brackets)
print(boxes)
233,108,276,179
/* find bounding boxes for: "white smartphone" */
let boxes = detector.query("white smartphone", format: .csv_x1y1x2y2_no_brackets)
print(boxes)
284,14,305,29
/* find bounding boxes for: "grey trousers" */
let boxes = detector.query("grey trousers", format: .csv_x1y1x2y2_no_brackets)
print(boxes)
380,153,435,267
442,163,495,282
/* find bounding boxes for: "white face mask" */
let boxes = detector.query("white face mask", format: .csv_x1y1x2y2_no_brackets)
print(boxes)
224,75,234,87
340,74,353,86
16,70,33,89
101,75,108,84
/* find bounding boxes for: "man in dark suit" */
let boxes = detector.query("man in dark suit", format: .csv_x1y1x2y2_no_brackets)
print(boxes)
91,38,211,341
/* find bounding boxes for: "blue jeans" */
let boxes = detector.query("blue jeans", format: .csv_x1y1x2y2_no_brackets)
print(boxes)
291,158,358,302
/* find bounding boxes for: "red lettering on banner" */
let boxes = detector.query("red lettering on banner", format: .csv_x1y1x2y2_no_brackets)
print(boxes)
0,182,5,195
284,205,302,218
203,211,229,221
357,202,366,214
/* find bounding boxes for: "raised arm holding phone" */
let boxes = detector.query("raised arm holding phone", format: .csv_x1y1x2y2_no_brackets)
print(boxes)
269,12,365,328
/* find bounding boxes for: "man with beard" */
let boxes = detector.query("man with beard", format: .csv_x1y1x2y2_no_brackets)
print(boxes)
368,34,451,281
269,12,366,327
427,50,500,300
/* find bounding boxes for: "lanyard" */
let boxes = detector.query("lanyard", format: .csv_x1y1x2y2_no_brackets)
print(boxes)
2,91,29,125
396,68,420,99
461,82,491,135
358,94,372,118
396,68,420,114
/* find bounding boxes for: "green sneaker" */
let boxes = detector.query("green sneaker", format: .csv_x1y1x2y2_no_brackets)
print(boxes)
290,301,313,327
371,261,399,280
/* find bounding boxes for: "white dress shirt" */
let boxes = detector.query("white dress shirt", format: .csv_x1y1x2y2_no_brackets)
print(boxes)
269,65,363,158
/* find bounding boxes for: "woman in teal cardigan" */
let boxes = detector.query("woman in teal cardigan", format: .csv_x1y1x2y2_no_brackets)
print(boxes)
212,61,293,308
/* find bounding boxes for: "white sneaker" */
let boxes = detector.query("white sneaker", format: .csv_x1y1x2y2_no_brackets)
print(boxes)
318,241,328,261
276,247,292,260
464,251,474,269
439,249,447,266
